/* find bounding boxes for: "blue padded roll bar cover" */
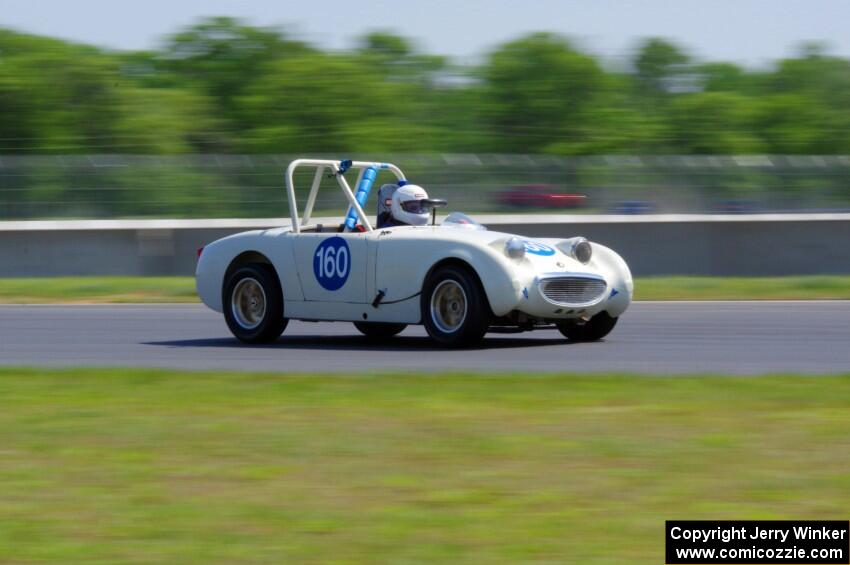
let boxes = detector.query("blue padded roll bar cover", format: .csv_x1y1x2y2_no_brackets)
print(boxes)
344,167,377,230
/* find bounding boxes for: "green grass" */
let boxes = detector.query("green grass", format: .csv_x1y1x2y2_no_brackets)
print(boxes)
636,275,850,301
1,368,849,564
0,275,849,303
0,276,197,303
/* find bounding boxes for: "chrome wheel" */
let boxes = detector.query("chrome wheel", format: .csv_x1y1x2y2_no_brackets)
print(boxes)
231,277,266,330
430,279,467,334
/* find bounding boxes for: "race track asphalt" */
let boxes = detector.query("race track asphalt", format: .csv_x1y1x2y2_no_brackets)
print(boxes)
1,302,848,374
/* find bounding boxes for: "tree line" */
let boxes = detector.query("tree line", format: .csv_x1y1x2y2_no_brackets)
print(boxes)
1,17,849,157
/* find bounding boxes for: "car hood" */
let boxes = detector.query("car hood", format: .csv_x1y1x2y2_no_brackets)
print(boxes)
388,225,595,274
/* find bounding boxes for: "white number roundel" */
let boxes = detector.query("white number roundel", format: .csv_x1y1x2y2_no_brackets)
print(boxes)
313,237,351,290
524,240,556,256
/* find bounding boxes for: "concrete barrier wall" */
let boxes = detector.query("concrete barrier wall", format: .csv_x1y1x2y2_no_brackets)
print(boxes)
2,214,849,277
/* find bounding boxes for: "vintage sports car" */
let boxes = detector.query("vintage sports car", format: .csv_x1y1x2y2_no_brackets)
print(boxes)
195,158,633,347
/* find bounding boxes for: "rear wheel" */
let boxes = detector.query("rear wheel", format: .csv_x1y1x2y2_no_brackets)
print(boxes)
557,311,618,342
223,263,287,343
421,265,491,347
353,322,407,339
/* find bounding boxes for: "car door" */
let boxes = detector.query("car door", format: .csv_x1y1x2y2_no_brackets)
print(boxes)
293,232,368,303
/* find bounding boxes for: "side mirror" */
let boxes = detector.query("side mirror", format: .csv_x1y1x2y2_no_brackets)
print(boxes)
423,199,448,225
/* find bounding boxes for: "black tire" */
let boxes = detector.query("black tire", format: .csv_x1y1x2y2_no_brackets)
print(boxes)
421,264,491,347
353,322,407,339
557,311,618,342
223,263,287,343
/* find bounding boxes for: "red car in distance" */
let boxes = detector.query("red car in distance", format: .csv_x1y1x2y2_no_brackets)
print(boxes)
498,184,587,209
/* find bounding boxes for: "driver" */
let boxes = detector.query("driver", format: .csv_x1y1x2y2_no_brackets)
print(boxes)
377,183,432,227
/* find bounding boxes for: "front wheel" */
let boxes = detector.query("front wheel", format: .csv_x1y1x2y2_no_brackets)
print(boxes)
557,311,618,342
353,322,407,339
223,263,288,343
421,265,491,347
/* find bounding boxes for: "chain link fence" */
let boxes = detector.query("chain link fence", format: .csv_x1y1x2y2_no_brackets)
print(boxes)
2,154,849,219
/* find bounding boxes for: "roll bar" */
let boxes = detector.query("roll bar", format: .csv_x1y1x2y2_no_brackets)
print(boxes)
285,159,406,234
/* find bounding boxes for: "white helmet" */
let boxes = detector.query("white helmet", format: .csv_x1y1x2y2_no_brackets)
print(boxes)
391,184,431,226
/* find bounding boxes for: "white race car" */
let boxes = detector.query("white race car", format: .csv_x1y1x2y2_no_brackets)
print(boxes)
196,159,633,347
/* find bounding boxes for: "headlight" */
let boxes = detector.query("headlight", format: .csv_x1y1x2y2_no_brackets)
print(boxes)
559,237,593,264
571,238,592,264
505,237,526,259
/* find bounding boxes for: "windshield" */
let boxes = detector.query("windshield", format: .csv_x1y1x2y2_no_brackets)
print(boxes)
442,212,486,230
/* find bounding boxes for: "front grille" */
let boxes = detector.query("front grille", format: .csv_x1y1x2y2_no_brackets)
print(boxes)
540,277,607,305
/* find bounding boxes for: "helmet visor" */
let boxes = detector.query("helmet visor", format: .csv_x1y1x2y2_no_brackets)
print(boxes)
401,199,430,215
